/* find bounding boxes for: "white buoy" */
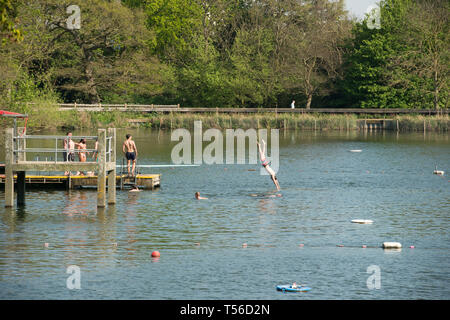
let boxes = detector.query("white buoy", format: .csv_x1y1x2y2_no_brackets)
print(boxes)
433,165,444,175
351,219,373,224
350,150,362,152
382,242,402,249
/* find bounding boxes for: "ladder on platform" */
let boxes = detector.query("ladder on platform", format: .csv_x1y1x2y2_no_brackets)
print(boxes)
119,158,140,190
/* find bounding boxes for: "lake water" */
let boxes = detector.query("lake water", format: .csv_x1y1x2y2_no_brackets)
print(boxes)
0,129,449,299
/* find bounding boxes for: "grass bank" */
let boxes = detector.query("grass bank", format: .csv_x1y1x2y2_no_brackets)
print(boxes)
2,107,449,132
124,113,449,132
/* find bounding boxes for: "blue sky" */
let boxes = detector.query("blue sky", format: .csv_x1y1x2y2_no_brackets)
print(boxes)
345,0,379,19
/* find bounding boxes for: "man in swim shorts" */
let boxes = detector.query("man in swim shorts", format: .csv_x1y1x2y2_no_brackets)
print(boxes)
123,134,138,176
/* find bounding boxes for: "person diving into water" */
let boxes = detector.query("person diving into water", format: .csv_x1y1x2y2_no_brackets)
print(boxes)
257,139,280,191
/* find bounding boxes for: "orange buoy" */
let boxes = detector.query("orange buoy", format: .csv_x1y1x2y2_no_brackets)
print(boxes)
299,244,304,247
362,245,367,248
151,251,160,257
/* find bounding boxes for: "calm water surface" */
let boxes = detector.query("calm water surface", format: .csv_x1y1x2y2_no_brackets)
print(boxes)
0,130,449,299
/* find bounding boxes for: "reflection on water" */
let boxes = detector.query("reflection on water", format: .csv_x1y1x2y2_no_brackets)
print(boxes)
0,130,449,299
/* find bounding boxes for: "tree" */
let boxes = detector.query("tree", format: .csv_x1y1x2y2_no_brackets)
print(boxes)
388,0,449,110
281,0,351,109
342,0,449,109
0,0,22,43
228,1,282,107
229,26,277,107
145,0,202,61
7,0,162,103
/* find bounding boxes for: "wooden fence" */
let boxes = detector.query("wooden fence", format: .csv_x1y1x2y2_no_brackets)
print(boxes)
26,102,448,115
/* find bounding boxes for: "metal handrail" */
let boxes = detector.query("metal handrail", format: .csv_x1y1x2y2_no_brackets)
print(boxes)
14,135,98,139
14,148,98,153
11,134,113,163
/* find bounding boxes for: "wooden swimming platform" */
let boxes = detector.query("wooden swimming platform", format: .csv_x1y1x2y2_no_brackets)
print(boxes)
0,173,161,190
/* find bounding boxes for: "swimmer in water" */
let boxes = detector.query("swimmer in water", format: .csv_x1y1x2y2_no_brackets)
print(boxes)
257,139,280,191
195,192,208,200
129,185,141,192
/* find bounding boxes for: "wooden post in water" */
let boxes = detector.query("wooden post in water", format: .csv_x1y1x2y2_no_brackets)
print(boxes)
5,128,14,207
17,171,26,206
107,128,116,205
97,129,107,207
16,119,26,201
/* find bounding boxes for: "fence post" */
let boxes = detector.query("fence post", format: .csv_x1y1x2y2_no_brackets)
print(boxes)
107,128,116,205
17,171,26,206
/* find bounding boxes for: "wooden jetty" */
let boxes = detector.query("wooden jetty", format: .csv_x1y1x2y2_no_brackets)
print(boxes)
0,173,161,190
2,127,160,208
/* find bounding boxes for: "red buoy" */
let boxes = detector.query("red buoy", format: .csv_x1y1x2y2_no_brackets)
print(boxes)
151,251,160,257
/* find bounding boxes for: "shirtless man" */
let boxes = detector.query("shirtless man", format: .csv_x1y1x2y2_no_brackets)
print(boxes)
63,132,77,175
123,134,138,176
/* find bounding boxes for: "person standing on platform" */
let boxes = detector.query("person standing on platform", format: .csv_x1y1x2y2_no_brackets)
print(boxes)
291,100,295,109
123,134,138,177
92,138,99,162
63,132,75,176
76,138,88,175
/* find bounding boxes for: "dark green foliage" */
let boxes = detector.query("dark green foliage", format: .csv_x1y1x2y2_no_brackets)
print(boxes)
0,0,448,120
